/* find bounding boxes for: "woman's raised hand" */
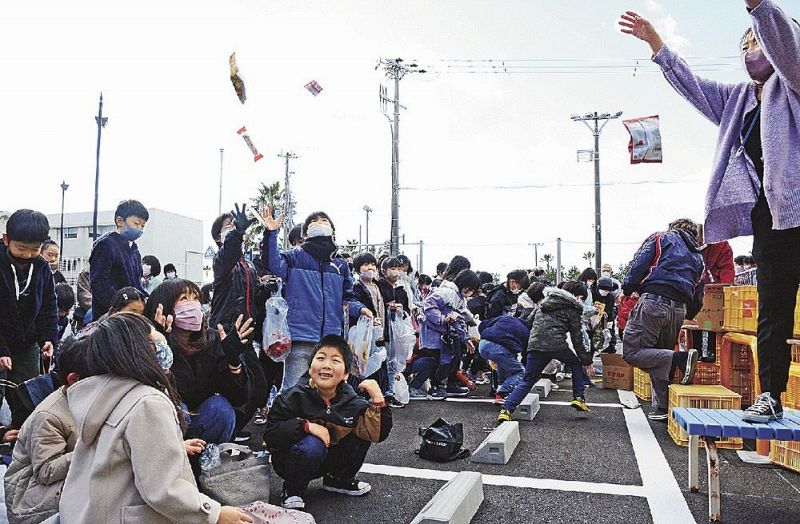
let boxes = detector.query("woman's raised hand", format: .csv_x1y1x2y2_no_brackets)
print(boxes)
261,204,285,232
618,11,663,54
154,303,173,333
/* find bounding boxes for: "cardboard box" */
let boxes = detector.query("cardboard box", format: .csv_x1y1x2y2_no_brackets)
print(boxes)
693,284,728,332
600,353,633,390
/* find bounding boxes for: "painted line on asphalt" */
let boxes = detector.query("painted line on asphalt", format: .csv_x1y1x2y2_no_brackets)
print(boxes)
442,397,623,408
360,463,647,497
618,390,696,524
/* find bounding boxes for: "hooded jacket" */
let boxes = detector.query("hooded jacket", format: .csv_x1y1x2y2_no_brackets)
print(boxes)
478,315,530,354
419,281,469,350
264,381,391,450
60,375,221,524
210,228,260,335
528,288,591,364
0,243,58,358
89,232,144,317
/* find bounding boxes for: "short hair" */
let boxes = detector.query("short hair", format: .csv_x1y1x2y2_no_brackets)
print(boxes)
164,263,177,275
56,335,89,384
288,224,304,245
453,269,481,293
5,209,50,243
526,282,547,303
507,269,530,289
353,252,378,272
418,274,432,286
381,257,402,273
211,213,234,243
115,200,149,222
340,251,352,260
668,218,698,238
200,283,213,305
109,286,145,313
303,211,335,236
396,254,413,273
436,262,448,274
578,268,598,283
744,255,755,265
42,239,59,251
142,255,161,277
55,282,76,311
734,255,747,265
532,268,545,277
443,256,471,281
560,280,588,300
477,271,494,286
312,334,353,375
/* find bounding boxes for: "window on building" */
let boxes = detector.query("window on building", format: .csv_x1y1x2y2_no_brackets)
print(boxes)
64,227,78,239
88,225,115,238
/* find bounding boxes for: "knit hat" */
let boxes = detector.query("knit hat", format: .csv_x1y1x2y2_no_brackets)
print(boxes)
597,277,615,291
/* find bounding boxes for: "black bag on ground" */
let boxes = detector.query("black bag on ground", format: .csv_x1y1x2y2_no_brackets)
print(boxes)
415,418,470,462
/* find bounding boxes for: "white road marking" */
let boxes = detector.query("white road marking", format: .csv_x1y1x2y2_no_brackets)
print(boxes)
443,397,623,408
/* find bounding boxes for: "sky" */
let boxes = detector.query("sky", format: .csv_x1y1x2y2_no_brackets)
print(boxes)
2,0,791,276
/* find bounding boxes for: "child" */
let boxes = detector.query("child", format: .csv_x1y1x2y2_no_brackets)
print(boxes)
498,281,594,424
265,334,392,510
40,240,66,285
54,283,75,340
4,336,86,524
0,209,58,428
89,199,148,317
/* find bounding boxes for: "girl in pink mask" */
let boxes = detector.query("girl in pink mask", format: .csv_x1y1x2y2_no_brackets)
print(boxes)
144,278,255,445
619,1,800,423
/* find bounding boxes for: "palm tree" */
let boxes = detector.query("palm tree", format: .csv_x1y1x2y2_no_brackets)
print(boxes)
541,253,553,271
582,251,595,265
244,181,284,254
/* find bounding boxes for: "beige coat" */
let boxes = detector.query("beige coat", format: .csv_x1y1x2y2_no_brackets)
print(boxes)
60,375,221,524
4,388,76,524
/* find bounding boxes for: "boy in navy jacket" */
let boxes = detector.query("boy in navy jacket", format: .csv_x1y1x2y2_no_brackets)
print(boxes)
0,209,58,428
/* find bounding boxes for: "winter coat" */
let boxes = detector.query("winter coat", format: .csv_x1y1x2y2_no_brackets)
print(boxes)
89,232,144,317
701,242,735,284
61,375,221,524
484,284,518,319
142,275,162,295
623,229,705,318
652,1,800,242
420,281,469,350
210,229,261,338
616,295,639,333
265,381,391,450
479,315,530,354
352,279,409,342
262,230,363,343
0,243,58,358
528,288,590,364
4,389,76,524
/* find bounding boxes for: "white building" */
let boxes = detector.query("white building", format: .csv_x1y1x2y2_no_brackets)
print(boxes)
46,208,204,284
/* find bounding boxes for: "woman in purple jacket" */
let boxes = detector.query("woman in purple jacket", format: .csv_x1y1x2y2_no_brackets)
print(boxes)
620,0,800,422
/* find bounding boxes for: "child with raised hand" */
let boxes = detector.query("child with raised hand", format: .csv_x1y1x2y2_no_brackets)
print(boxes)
498,281,594,424
265,335,392,510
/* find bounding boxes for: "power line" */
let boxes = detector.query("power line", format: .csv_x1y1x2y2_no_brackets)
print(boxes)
401,178,698,191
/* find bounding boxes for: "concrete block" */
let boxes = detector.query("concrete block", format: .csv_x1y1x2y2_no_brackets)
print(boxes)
411,471,484,524
517,393,540,420
470,421,520,465
534,378,552,398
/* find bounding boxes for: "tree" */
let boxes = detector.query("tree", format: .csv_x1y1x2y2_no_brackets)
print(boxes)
541,253,553,271
566,265,581,280
243,181,284,254
343,238,390,258
618,261,631,278
582,251,595,265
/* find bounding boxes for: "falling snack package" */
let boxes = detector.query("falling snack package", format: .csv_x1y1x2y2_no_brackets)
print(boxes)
237,126,263,162
622,115,662,164
304,80,323,96
229,53,247,104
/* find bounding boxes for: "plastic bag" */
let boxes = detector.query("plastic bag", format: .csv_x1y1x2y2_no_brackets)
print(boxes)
394,373,410,405
199,443,222,471
389,316,416,372
263,280,292,362
241,501,316,524
348,316,375,377
364,345,386,378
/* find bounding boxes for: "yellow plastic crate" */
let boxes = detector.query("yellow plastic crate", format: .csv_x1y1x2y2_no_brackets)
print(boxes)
633,367,651,401
770,439,800,474
722,286,800,336
667,384,743,450
780,363,800,410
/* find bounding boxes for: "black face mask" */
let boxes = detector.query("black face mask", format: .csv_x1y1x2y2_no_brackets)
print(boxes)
7,252,33,269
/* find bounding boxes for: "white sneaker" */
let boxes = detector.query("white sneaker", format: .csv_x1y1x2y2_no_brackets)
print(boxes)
282,495,305,509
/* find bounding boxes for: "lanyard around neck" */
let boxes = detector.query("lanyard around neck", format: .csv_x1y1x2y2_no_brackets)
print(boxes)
741,105,761,146
10,262,34,301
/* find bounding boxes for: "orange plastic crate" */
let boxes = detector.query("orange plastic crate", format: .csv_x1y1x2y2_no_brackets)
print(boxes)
680,328,722,385
633,367,651,401
780,363,800,410
719,333,760,408
667,384,743,450
789,340,800,364
770,440,800,474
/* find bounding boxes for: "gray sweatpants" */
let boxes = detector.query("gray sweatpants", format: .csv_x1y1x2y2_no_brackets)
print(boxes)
622,295,685,410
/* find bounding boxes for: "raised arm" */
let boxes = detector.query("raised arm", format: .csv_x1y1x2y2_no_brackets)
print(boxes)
750,0,800,93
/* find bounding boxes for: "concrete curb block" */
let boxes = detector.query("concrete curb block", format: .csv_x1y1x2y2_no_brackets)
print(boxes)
517,393,540,420
534,379,552,398
470,421,520,465
410,471,484,524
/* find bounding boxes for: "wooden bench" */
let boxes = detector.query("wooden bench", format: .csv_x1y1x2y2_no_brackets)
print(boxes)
671,407,800,522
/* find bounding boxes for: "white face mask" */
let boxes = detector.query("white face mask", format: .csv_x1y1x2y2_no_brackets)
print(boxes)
360,270,377,280
142,264,151,277
601,271,611,278
166,271,176,279
306,223,333,238
386,269,401,280
599,289,610,297
219,228,233,244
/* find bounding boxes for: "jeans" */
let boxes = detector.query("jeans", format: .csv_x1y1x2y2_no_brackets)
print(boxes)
407,355,437,390
272,433,371,496
503,349,585,412
1,344,41,428
478,340,524,395
183,395,237,444
622,295,685,410
281,341,318,391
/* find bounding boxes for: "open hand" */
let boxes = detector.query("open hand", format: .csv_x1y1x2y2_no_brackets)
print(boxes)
217,506,254,524
261,204,285,232
0,357,11,371
183,438,206,456
40,341,54,359
154,303,174,333
216,314,254,345
618,11,663,54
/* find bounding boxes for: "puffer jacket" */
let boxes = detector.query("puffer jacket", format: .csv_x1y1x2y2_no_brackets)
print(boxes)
210,229,260,335
479,315,530,354
419,281,469,350
528,288,590,364
262,230,364,343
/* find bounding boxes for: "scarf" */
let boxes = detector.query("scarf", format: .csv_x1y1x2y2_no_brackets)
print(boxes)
302,236,337,261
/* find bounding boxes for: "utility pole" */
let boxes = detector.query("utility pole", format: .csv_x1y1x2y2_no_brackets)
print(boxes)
570,111,622,274
59,181,69,253
363,205,373,247
92,93,108,241
378,58,426,255
218,148,224,216
278,151,299,249
418,239,424,274
556,237,563,284
529,242,543,267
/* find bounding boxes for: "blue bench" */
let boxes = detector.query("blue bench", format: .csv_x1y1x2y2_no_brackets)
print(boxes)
672,407,800,522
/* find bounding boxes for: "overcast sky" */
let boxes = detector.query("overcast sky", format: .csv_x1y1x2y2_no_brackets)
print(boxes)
2,0,786,276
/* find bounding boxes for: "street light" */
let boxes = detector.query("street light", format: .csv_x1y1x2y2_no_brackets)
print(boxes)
59,180,69,253
363,205,373,247
92,93,108,241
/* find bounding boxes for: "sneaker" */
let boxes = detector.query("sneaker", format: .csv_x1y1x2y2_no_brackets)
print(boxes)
386,396,405,409
648,409,669,422
427,389,447,401
445,385,470,397
570,396,591,412
234,431,251,443
281,494,305,510
409,387,428,400
474,373,490,385
742,392,783,423
322,474,372,496
493,392,508,405
555,372,565,382
497,409,513,424
253,407,268,425
680,348,699,385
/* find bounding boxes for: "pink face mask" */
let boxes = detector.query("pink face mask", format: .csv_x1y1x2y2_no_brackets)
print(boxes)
173,301,203,332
